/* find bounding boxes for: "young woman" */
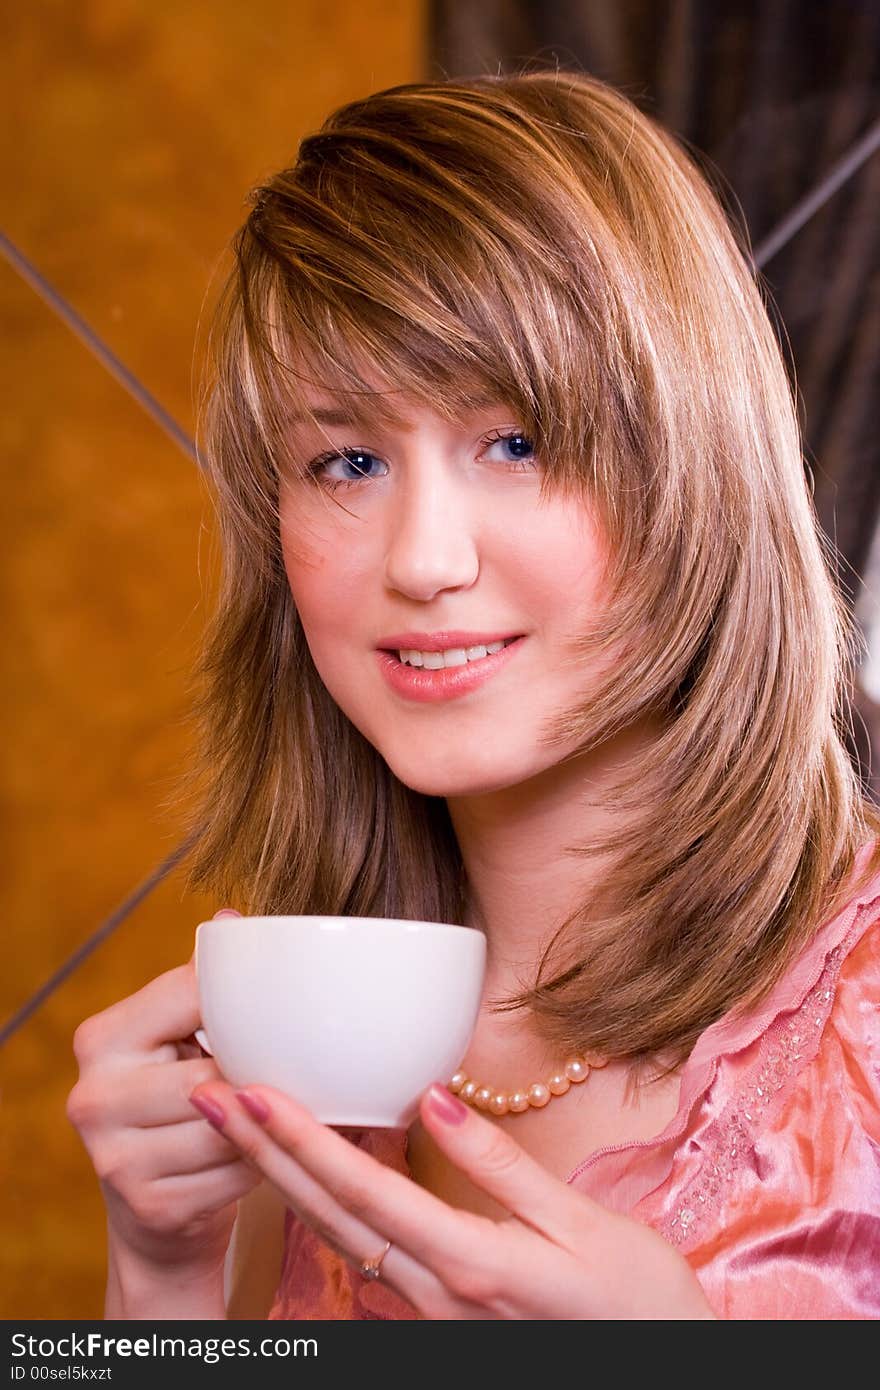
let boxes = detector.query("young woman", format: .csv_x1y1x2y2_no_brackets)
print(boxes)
68,70,880,1320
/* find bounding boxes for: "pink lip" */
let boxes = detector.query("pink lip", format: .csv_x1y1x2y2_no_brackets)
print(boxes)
376,636,525,703
376,630,521,652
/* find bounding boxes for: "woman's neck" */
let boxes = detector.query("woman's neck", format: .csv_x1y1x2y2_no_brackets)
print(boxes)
446,712,664,1000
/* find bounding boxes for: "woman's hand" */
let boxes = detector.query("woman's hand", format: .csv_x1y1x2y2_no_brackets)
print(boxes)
187,1079,716,1320
67,940,262,1304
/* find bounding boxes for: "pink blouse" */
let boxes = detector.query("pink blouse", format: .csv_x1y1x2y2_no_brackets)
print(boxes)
268,842,880,1320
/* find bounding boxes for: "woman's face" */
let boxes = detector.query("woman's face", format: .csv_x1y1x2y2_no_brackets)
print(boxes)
279,390,613,797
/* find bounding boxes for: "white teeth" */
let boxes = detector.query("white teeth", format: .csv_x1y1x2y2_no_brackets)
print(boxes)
397,638,515,668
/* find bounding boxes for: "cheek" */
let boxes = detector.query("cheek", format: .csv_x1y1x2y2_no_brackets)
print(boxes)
281,506,340,612
280,553,363,720
517,507,609,622
280,540,325,623
279,519,372,676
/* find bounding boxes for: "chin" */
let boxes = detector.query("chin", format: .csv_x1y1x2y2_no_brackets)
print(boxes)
381,750,528,799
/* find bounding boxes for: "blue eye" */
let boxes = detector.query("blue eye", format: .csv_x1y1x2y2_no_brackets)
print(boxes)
304,429,538,492
307,448,388,489
482,431,537,467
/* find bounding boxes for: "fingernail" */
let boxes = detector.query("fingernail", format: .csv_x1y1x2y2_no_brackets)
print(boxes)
236,1090,271,1123
426,1084,468,1125
213,908,242,919
190,1092,226,1129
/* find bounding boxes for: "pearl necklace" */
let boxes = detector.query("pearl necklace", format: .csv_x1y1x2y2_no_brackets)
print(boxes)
448,1053,609,1115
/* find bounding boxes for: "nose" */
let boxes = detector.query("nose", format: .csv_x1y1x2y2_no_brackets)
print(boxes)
383,459,480,601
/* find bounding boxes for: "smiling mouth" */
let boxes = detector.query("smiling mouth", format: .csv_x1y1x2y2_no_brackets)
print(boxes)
376,636,525,702
386,637,520,669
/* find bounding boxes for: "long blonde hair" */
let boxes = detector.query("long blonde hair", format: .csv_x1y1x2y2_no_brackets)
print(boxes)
183,71,880,1066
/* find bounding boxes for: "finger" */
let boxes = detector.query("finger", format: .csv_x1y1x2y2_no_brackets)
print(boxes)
136,1057,231,1126
198,1082,594,1318
191,1081,510,1299
88,1057,230,1128
150,1157,262,1215
121,1118,248,1180
418,1086,600,1251
74,961,202,1062
187,1084,423,1290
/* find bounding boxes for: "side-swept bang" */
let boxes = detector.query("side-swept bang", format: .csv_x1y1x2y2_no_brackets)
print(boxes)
223,79,663,511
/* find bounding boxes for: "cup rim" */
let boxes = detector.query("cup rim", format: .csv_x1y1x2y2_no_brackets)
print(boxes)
196,915,483,937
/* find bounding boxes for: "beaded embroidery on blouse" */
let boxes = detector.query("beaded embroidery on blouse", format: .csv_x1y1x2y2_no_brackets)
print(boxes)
662,897,876,1249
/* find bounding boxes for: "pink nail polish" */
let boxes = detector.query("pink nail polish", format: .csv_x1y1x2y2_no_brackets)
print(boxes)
190,1093,226,1129
426,1083,468,1125
236,1090,271,1123
212,908,242,919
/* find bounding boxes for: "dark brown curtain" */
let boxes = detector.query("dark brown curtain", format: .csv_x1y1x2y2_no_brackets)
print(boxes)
431,0,880,795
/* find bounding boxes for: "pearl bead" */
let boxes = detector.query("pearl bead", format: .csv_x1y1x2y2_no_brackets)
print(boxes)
565,1057,589,1084
449,1051,606,1116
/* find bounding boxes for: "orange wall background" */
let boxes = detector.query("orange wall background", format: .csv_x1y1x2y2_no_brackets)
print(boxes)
1,1,425,1319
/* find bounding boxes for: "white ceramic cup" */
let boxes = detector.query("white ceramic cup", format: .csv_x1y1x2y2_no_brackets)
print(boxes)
194,915,486,1127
